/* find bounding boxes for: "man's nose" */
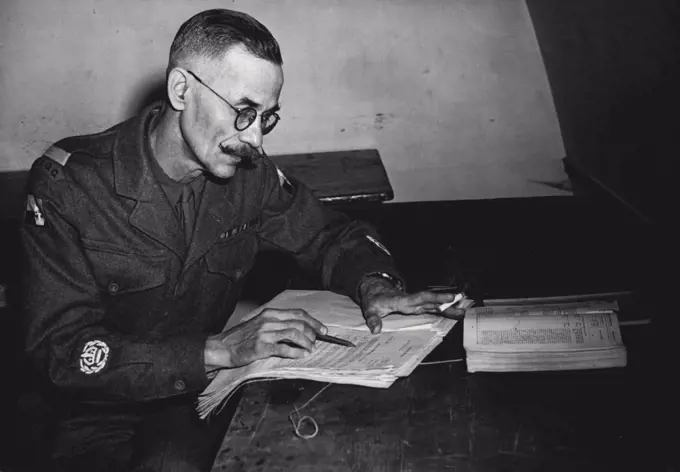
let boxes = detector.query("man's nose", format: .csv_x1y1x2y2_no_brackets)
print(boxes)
238,120,263,149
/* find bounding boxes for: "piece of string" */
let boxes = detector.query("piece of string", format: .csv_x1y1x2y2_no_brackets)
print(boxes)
419,358,464,365
620,319,651,326
285,359,464,439
288,382,332,439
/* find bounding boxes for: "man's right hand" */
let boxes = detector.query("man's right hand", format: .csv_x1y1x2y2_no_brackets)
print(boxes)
204,308,327,374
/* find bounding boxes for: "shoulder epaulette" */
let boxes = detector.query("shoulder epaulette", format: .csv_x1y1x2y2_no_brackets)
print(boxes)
33,144,72,182
43,144,72,166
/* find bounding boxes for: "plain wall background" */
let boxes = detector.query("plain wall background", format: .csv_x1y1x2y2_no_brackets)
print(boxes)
0,0,567,203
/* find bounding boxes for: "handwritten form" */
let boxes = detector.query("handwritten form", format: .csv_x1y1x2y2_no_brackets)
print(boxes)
198,290,457,418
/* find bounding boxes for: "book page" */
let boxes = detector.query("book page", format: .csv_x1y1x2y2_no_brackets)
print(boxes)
468,301,618,317
483,291,631,306
464,312,624,352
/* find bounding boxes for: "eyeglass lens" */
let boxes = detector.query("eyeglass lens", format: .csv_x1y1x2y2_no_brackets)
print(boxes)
235,109,279,135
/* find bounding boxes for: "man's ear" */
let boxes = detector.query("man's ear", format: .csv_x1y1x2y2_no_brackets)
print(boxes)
167,68,189,111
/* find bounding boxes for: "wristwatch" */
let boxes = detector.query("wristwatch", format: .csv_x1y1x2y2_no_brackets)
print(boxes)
362,271,405,293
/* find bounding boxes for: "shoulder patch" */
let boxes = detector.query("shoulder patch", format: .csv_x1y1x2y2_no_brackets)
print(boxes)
44,144,72,166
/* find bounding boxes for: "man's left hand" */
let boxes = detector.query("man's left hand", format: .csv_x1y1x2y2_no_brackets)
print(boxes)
358,277,465,334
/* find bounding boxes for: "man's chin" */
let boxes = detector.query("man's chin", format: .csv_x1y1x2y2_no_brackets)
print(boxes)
209,164,238,180
208,159,240,179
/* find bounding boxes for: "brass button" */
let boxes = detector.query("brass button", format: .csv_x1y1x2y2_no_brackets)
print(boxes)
174,379,186,391
108,282,119,294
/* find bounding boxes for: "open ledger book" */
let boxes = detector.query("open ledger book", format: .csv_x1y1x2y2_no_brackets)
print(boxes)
197,290,461,419
463,293,628,372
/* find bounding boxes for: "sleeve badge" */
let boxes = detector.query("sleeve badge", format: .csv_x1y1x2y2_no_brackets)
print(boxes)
79,340,110,375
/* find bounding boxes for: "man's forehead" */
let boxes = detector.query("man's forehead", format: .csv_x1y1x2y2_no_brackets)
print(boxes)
209,45,283,107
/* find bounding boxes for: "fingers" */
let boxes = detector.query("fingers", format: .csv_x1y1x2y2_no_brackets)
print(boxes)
384,302,440,315
259,319,318,345
435,307,466,320
262,308,328,335
374,291,467,318
408,291,459,305
217,309,327,368
272,342,309,359
373,291,454,315
250,308,328,350
251,310,326,358
272,327,316,352
417,302,443,313
399,291,468,314
364,312,383,334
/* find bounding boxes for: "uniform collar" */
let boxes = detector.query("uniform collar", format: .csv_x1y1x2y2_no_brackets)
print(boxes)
112,102,164,201
111,102,185,257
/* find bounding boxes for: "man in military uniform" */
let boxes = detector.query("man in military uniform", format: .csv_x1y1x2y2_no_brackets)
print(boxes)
20,8,460,471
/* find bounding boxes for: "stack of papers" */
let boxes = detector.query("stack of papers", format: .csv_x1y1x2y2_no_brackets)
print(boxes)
463,298,628,372
198,290,458,419
222,290,457,335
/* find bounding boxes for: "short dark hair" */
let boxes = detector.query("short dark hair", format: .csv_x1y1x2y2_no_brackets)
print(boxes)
167,9,282,75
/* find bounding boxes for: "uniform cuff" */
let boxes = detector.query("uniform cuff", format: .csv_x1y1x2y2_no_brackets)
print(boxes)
150,333,209,398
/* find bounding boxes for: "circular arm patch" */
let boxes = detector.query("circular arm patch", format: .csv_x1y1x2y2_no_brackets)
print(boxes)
79,340,110,375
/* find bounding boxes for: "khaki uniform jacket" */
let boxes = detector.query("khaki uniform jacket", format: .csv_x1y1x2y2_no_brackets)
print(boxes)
21,103,401,405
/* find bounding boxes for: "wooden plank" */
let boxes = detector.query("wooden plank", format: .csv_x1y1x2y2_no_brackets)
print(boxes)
271,149,394,204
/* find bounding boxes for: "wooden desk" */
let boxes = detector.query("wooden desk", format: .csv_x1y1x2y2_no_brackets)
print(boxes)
272,149,394,205
211,324,667,472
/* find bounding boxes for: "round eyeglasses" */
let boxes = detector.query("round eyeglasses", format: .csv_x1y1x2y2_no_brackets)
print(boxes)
186,70,280,135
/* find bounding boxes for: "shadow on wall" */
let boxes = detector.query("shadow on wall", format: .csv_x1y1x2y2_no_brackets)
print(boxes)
126,73,168,117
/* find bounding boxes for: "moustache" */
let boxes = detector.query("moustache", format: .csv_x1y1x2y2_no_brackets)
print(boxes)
219,144,263,169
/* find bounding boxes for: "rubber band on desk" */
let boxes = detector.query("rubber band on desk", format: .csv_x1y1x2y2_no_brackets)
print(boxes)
288,383,332,439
